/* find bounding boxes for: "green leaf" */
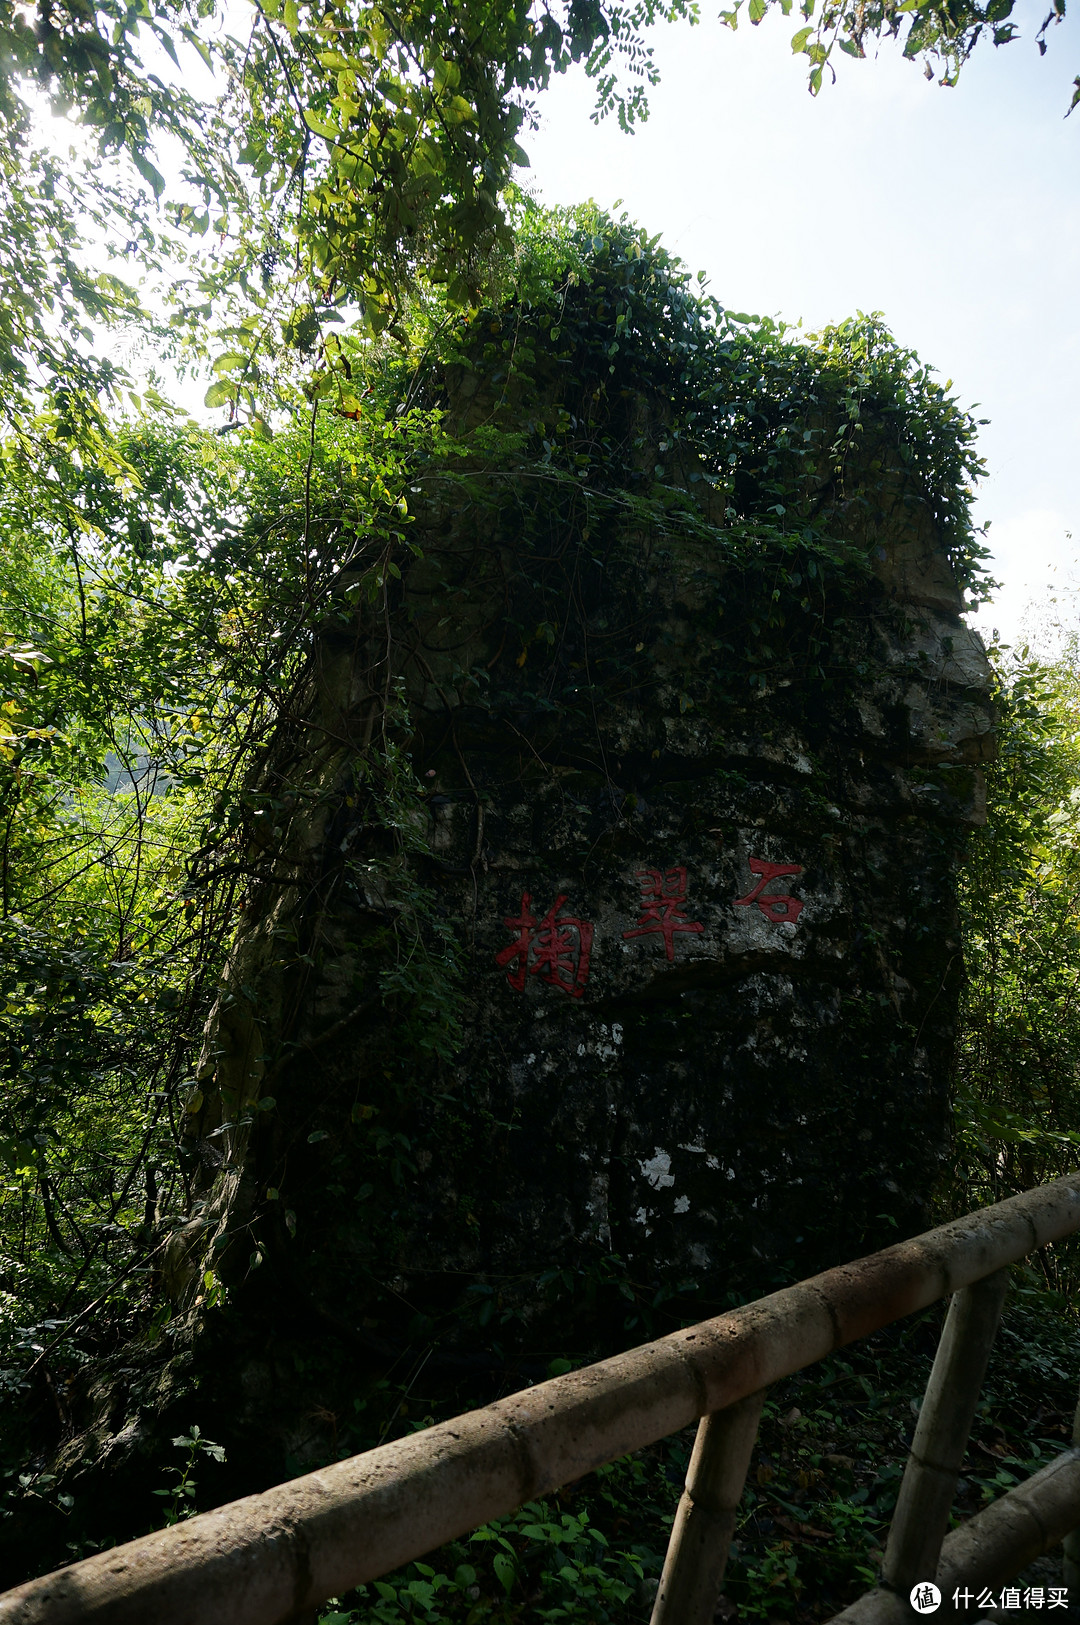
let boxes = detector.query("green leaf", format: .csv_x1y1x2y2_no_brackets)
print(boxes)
492,1553,515,1596
302,109,339,140
153,26,181,68
212,351,246,375
790,24,814,51
749,0,767,22
335,154,375,188
432,57,460,92
412,139,445,178
203,380,236,408
131,148,166,199
179,25,213,67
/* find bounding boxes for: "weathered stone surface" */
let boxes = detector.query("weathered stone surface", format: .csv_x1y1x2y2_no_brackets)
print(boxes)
159,331,995,1486
0,258,1004,1588
381,501,994,1321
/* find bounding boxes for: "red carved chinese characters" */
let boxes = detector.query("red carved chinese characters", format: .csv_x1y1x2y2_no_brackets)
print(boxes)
734,857,804,924
622,867,705,962
496,894,594,998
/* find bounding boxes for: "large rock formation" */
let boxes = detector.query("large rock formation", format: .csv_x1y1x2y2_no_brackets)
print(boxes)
168,312,994,1452
38,244,996,1543
393,438,993,1309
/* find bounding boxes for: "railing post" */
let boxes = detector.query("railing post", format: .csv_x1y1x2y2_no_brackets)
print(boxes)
880,1267,1010,1597
650,1388,767,1625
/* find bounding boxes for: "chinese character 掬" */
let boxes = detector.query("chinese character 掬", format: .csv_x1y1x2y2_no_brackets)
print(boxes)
496,893,594,998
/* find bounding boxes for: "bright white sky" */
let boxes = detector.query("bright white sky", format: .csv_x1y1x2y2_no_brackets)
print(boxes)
519,1,1080,649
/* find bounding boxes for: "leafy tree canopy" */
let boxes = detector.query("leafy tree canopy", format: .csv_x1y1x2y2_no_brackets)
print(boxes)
0,0,694,441
0,0,1074,487
737,0,1075,106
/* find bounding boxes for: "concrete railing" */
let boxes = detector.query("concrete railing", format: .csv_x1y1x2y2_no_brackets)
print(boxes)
4,1173,1080,1625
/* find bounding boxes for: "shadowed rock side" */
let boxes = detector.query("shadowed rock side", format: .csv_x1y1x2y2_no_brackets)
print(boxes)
170,389,993,1403
393,494,993,1301
19,331,994,1568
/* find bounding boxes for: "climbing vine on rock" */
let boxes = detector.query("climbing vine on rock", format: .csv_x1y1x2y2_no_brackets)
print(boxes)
0,205,996,1580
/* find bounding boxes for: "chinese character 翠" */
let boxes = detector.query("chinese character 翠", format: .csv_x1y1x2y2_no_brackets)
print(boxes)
622,867,705,962
734,856,804,924
496,893,594,998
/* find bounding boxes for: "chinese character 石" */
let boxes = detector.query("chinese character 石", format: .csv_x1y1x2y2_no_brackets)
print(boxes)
622,867,705,962
1048,1589,1069,1609
496,893,594,998
734,856,804,924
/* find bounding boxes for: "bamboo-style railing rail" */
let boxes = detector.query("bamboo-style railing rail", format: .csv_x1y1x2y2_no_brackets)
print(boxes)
3,1174,1080,1625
